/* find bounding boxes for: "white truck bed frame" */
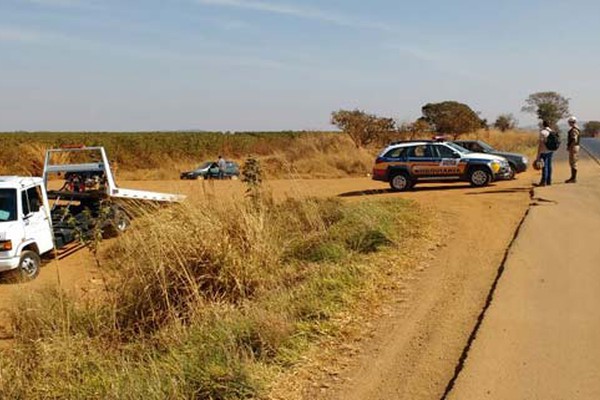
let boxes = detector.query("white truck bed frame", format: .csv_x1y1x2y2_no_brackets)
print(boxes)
42,146,184,203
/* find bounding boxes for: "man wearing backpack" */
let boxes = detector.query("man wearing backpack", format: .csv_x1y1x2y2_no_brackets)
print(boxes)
565,116,580,183
535,120,557,186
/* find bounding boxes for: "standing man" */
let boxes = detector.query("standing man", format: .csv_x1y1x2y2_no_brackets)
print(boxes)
217,155,227,179
565,116,580,183
536,121,554,186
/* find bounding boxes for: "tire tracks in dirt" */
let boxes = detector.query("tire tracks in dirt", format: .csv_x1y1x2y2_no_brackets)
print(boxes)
284,176,535,400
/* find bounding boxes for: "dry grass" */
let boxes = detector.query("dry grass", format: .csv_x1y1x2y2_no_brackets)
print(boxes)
0,132,374,181
114,135,373,181
0,130,537,181
11,142,71,176
0,129,537,398
0,190,430,399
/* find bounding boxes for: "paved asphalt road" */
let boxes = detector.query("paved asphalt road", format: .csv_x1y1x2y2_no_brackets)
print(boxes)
582,137,600,160
448,152,600,399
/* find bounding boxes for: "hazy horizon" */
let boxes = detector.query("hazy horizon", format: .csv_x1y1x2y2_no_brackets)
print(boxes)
1,0,599,131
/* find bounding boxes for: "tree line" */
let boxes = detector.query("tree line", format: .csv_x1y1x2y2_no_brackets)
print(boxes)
331,91,599,148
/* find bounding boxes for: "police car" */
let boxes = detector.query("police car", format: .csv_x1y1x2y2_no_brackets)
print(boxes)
372,140,512,191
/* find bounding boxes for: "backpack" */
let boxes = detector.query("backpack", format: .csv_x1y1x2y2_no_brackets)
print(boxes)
545,129,561,151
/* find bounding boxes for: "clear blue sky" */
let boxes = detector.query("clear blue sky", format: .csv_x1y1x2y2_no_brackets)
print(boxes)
1,0,599,131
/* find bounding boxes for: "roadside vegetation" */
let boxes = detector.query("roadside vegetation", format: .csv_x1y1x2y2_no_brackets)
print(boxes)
583,121,600,137
0,92,567,398
0,185,433,399
0,131,373,180
0,129,536,182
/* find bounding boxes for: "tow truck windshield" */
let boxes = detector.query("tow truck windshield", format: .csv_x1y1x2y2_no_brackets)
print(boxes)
0,189,17,222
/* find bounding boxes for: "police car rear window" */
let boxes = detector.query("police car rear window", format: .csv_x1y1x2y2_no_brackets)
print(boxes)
384,147,407,158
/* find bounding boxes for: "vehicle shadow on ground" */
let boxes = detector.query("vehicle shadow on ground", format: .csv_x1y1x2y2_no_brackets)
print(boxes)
464,187,533,196
0,252,78,286
0,274,21,285
338,184,485,198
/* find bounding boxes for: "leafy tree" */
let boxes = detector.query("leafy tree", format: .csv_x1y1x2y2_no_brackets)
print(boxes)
395,119,433,140
410,119,433,139
331,109,396,148
522,91,570,129
583,121,600,137
420,101,483,139
480,117,490,131
494,114,518,132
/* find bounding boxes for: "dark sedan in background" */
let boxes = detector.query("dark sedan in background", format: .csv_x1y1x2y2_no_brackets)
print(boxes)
180,161,240,180
453,140,528,179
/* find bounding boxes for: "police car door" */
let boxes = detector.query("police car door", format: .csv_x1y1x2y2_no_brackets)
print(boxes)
434,144,461,177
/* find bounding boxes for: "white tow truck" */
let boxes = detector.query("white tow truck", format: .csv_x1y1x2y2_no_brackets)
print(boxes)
0,146,183,281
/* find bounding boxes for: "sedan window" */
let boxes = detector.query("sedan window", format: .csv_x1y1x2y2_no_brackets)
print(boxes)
446,142,470,154
470,142,484,152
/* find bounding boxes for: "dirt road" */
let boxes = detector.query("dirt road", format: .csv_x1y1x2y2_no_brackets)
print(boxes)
0,248,99,342
446,154,600,398
296,179,533,399
0,166,535,396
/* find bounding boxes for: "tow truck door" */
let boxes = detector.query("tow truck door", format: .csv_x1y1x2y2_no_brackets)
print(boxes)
21,185,54,254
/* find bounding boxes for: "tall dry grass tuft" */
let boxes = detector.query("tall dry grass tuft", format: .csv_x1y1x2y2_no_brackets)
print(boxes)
267,134,373,179
110,198,285,335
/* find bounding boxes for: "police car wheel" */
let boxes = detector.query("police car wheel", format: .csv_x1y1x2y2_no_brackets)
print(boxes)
469,168,492,187
390,173,411,191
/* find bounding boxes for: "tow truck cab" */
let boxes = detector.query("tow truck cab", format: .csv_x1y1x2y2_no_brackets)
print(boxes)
0,177,54,280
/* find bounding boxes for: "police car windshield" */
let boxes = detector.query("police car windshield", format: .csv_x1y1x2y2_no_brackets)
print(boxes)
0,189,17,222
477,141,495,152
445,142,470,154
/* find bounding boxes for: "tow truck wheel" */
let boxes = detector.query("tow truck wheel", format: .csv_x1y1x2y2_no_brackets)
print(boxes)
17,250,41,281
389,172,413,192
104,207,131,237
469,168,492,187
115,209,130,233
